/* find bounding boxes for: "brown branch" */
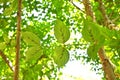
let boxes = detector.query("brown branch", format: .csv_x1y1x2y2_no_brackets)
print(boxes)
0,50,14,71
98,47,116,80
95,0,119,30
13,0,22,80
83,0,95,22
82,0,116,80
96,0,109,25
95,4,120,78
96,0,116,79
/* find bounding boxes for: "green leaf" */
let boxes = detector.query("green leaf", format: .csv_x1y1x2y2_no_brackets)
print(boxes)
82,20,99,41
82,23,94,42
26,46,43,62
10,39,16,47
22,31,40,45
0,0,10,3
100,27,112,39
3,0,18,16
87,45,99,60
3,34,10,44
0,42,6,50
53,46,69,67
117,49,120,57
82,20,105,46
34,64,43,76
0,29,3,37
0,19,8,28
54,20,70,43
23,70,34,80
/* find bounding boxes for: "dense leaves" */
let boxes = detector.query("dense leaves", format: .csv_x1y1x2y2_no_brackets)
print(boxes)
0,0,120,79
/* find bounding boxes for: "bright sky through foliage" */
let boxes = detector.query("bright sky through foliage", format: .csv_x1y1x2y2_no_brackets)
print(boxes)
56,29,102,80
61,60,102,80
26,2,103,79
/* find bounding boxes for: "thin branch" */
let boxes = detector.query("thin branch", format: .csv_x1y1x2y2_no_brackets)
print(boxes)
70,0,85,13
95,0,118,29
14,0,22,80
96,0,109,25
96,0,120,30
112,16,120,23
30,55,47,68
0,50,14,71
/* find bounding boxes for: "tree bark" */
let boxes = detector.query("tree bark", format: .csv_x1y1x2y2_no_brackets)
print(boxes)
98,47,115,80
82,0,116,80
14,0,22,80
0,50,13,71
83,0,95,21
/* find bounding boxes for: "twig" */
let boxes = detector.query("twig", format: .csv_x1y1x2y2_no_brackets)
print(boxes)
96,0,120,30
30,55,47,68
70,0,85,13
0,50,14,71
13,0,22,80
112,16,120,23
95,0,117,28
96,0,109,25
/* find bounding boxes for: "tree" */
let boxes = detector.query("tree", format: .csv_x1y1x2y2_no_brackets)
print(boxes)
0,0,120,80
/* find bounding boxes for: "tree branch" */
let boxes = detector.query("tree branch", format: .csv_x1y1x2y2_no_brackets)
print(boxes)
82,0,95,21
96,0,109,25
14,0,22,79
0,50,14,71
95,0,119,30
69,0,85,13
98,47,116,80
82,0,116,80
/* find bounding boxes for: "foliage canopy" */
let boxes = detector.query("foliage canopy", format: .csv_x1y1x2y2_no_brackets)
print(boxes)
0,0,120,80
